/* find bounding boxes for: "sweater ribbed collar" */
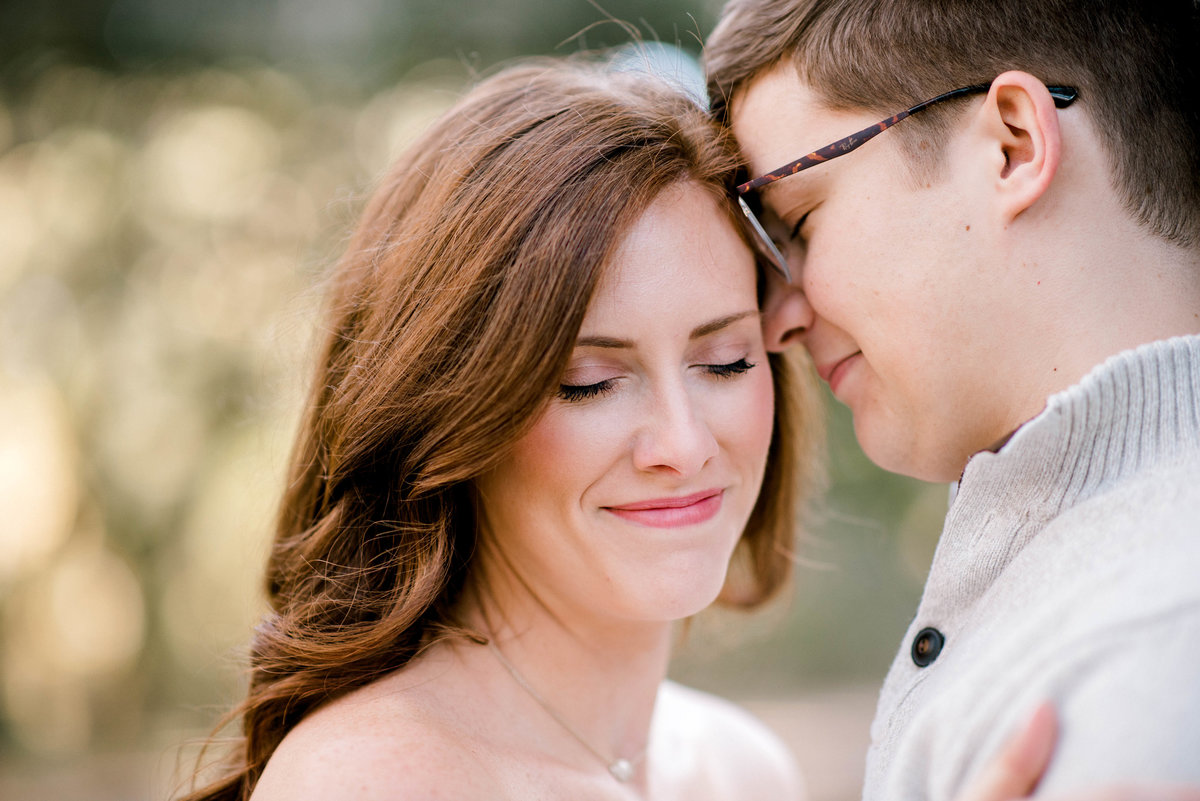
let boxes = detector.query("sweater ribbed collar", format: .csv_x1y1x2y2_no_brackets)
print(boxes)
928,335,1200,609
954,334,1200,520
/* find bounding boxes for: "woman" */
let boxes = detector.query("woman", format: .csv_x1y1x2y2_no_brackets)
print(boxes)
182,56,1049,801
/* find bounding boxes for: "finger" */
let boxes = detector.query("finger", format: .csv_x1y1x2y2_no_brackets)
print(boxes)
957,702,1058,801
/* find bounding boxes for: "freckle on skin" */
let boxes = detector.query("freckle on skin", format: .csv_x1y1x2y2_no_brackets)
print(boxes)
964,225,970,231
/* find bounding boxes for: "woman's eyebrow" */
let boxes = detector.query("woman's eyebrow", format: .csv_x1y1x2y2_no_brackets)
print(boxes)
690,310,759,340
574,335,632,349
573,311,760,350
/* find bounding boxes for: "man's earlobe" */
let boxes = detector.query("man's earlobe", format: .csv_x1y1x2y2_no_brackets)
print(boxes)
984,71,1063,221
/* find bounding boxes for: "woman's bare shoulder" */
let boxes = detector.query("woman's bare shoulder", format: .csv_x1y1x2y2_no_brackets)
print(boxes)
249,670,490,800
654,681,806,801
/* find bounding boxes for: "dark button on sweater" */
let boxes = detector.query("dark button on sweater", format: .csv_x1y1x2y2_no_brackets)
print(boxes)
911,627,945,667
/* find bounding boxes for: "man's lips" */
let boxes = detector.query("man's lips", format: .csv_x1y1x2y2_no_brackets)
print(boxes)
604,490,724,528
817,351,862,395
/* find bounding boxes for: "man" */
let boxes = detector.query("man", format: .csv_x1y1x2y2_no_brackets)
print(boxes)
704,0,1200,796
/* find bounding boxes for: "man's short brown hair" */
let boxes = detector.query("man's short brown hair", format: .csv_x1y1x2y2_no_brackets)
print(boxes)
706,0,1200,246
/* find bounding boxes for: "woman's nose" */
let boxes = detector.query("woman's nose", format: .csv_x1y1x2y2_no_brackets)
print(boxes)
632,387,719,478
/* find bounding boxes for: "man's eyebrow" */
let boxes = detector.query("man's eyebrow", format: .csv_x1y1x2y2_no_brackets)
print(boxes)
760,180,787,200
573,310,760,349
760,168,815,201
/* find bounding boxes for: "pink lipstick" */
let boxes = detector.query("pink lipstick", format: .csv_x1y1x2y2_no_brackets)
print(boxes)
604,490,724,528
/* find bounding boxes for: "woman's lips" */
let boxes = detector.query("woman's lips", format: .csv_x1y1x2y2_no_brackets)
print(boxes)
604,489,724,528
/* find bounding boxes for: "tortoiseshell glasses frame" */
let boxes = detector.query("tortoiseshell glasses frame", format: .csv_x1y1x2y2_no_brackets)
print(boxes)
734,82,1078,279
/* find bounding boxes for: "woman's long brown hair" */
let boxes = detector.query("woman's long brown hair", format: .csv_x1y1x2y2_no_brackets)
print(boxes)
181,55,822,801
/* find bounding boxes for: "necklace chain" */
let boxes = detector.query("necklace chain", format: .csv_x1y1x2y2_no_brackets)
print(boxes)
485,637,646,782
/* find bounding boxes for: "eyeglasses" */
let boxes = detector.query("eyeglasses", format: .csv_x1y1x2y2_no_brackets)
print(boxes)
735,82,1079,279
737,195,792,282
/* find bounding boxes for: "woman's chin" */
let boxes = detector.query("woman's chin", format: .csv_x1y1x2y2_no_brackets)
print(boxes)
612,564,732,623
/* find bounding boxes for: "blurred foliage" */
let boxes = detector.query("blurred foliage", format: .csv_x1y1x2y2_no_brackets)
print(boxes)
1,0,717,90
0,0,945,794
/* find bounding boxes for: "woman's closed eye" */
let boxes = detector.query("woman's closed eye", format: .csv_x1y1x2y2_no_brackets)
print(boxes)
557,379,617,402
704,357,756,378
557,356,758,403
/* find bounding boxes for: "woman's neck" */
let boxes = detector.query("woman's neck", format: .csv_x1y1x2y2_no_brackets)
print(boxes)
457,570,674,782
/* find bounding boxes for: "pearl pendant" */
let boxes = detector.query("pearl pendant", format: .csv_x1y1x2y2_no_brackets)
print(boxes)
608,758,634,782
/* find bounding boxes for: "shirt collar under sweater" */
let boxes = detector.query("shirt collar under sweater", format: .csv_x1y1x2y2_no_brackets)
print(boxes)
932,334,1200,616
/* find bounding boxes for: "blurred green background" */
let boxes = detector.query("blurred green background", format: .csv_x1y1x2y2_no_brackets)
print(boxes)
0,1,946,798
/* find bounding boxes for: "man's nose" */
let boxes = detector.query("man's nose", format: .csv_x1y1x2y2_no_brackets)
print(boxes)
762,279,813,352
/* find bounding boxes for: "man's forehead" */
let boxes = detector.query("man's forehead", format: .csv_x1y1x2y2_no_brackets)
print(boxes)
729,63,875,185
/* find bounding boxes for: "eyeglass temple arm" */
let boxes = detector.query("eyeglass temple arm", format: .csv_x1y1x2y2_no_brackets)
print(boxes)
738,84,1078,194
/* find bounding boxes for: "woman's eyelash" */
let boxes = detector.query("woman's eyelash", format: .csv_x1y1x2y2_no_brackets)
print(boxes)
558,359,755,401
706,358,756,378
557,379,615,402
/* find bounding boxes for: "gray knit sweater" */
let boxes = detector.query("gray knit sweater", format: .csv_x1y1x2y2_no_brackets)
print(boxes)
863,335,1200,800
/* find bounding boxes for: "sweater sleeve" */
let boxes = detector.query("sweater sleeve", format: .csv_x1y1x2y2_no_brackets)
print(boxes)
1037,601,1200,791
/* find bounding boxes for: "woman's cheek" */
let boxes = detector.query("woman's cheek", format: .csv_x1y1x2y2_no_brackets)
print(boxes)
510,393,636,482
731,368,776,472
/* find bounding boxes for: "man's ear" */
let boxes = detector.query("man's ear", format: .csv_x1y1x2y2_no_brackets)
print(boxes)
976,70,1063,222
